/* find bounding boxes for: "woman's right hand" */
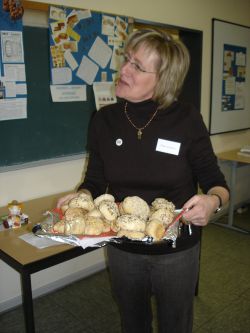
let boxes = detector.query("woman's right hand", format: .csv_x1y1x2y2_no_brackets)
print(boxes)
56,193,78,209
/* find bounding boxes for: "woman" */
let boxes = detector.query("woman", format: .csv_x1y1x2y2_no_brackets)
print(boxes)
57,29,229,333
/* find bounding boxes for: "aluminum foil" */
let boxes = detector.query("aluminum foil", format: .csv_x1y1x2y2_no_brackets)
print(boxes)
33,210,191,249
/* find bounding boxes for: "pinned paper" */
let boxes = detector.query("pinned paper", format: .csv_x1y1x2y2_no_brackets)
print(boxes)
67,26,81,41
50,6,66,21
64,50,78,71
76,56,99,85
88,36,112,69
50,85,86,102
52,67,72,84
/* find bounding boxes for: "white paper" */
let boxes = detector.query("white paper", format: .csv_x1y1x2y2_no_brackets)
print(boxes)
1,31,24,63
64,50,78,71
77,9,91,20
0,98,27,121
102,15,115,36
225,76,235,95
16,83,27,95
76,56,99,85
156,139,181,155
52,67,72,84
88,36,112,69
19,233,62,249
3,64,26,82
49,6,66,21
93,82,117,110
5,81,16,97
50,84,86,102
235,81,245,109
235,51,246,66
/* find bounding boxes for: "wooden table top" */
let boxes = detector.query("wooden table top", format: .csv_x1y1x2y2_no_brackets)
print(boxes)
217,148,250,164
0,223,74,266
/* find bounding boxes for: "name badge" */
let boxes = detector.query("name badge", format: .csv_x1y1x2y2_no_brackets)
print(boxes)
156,139,181,155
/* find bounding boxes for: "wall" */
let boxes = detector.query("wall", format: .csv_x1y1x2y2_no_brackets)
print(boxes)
1,0,250,312
1,0,249,206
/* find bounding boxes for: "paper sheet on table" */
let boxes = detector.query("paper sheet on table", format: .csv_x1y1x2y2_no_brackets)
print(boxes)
19,233,62,249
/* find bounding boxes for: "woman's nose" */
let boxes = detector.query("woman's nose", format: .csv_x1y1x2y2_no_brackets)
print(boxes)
120,61,132,75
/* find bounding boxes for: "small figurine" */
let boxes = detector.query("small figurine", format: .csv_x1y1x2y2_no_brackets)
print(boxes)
3,200,29,229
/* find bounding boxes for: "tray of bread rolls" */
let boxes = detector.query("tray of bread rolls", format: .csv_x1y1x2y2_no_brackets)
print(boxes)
32,193,188,248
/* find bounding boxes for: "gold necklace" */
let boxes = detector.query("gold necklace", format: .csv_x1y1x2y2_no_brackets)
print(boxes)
124,102,159,140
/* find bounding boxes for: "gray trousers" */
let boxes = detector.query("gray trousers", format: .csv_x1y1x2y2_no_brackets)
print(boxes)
107,243,200,333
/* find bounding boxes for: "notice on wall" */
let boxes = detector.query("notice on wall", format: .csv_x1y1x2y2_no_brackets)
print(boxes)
222,44,246,111
0,0,27,122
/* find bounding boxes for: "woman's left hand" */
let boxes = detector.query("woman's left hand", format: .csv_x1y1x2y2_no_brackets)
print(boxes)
182,194,219,227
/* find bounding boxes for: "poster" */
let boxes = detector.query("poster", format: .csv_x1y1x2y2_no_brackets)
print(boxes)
222,44,246,111
49,5,129,102
0,0,27,121
209,19,250,134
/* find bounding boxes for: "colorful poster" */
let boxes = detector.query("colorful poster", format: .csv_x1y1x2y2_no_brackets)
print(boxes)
222,44,246,111
49,5,129,102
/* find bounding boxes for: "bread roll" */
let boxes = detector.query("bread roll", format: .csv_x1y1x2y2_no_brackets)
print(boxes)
121,196,150,220
110,220,120,232
53,220,65,233
102,220,111,233
84,216,105,235
117,229,145,240
64,207,86,220
64,216,85,235
151,198,175,211
150,208,174,226
99,200,119,221
94,194,115,207
87,208,102,218
68,195,94,211
146,219,165,241
117,214,146,232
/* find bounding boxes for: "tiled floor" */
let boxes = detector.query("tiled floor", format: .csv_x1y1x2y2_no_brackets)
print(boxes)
0,207,249,333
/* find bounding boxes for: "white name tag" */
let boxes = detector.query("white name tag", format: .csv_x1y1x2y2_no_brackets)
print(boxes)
156,139,181,155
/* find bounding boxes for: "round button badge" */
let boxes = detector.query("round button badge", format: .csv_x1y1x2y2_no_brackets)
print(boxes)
116,138,123,146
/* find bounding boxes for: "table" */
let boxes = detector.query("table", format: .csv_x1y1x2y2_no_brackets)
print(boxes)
216,148,250,233
0,224,97,333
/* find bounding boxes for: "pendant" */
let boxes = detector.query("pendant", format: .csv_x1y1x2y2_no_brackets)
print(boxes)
137,129,142,140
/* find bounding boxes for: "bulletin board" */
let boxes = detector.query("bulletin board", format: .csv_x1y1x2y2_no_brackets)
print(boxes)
209,19,250,134
0,26,96,168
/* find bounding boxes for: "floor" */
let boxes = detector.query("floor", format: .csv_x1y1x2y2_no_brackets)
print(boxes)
0,206,249,333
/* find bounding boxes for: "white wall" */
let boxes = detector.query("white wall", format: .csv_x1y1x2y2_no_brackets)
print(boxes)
1,0,250,312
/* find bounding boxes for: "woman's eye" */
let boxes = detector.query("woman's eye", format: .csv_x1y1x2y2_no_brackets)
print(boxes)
134,63,141,71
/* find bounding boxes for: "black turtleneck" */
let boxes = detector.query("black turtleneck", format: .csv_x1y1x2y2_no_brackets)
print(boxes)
79,99,228,254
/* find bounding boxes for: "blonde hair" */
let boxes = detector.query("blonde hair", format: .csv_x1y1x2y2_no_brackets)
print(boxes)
124,29,190,109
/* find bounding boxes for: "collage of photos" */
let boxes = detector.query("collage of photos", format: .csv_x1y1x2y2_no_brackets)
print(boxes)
49,5,129,104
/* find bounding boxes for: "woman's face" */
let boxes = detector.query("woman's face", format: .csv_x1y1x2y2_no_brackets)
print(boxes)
115,45,158,102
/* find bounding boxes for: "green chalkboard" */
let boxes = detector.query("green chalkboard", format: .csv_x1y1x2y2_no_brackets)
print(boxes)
0,26,96,167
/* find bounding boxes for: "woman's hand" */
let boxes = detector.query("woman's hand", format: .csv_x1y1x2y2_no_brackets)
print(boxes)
182,194,220,227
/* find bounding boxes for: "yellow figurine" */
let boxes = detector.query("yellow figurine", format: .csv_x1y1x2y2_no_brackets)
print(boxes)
4,200,29,229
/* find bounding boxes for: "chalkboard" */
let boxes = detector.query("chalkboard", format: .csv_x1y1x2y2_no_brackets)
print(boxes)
0,26,96,168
